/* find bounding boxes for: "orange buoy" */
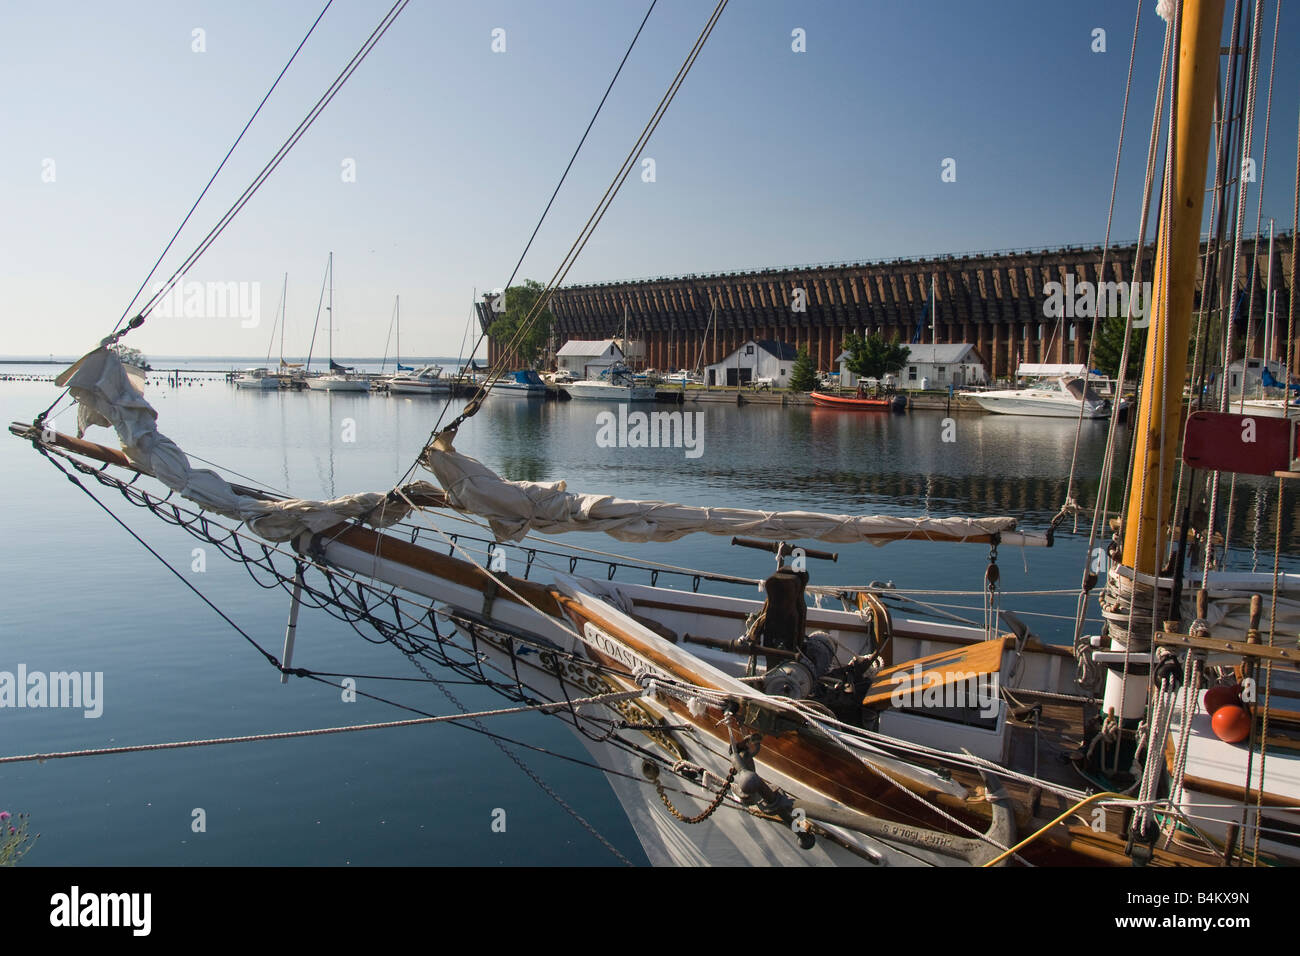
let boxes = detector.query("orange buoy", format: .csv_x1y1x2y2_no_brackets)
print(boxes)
1203,684,1241,715
1211,704,1252,744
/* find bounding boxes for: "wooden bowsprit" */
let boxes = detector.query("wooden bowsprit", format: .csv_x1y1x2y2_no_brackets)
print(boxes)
1182,411,1299,477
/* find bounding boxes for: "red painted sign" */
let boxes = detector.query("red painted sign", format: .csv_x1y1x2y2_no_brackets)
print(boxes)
1182,411,1296,476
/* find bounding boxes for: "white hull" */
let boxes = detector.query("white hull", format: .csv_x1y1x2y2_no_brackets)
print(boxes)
968,391,1108,418
308,530,1060,867
233,377,282,390
1238,399,1299,419
566,381,657,402
306,376,371,392
388,381,451,395
488,383,547,398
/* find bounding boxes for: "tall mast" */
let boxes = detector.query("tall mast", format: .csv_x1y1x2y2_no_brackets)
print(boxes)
930,274,937,346
327,252,334,364
1119,0,1224,578
396,295,401,368
1104,0,1225,739
279,272,288,365
1264,219,1275,364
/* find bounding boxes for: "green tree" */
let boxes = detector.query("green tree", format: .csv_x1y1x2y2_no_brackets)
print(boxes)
788,347,819,391
487,280,554,368
841,331,911,382
1091,312,1147,379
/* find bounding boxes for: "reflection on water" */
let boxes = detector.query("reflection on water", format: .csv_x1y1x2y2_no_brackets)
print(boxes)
2,367,1297,866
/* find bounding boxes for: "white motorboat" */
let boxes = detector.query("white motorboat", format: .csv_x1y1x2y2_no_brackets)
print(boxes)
233,367,283,390
388,365,450,395
566,363,656,402
964,375,1113,419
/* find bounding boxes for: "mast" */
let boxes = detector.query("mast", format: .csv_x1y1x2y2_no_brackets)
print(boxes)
930,274,937,346
1264,218,1274,364
396,295,401,369
1119,0,1224,578
327,251,334,366
1106,0,1225,730
279,272,288,366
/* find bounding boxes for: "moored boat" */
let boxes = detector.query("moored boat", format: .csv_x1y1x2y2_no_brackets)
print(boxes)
232,367,283,390
963,375,1113,418
809,389,906,411
388,365,450,395
488,369,548,397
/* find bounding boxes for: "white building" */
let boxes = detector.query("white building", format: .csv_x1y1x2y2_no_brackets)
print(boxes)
837,343,987,390
556,339,624,379
705,339,798,387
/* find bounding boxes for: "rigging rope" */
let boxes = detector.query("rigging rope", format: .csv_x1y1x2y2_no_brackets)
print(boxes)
34,0,336,427
421,0,731,453
430,0,662,444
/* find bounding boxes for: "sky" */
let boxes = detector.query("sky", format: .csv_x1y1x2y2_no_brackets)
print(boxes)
2,0,1297,359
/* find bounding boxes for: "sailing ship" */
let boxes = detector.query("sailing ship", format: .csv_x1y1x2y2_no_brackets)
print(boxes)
13,0,1300,867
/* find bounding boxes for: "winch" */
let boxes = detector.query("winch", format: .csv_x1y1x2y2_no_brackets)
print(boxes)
763,631,837,698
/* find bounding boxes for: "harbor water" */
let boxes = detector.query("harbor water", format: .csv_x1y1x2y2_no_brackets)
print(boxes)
2,363,1297,865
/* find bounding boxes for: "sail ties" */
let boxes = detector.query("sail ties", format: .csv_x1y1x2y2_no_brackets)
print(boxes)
52,346,427,542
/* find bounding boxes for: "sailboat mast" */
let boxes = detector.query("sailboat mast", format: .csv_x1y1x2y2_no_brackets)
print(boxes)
327,252,334,364
1264,219,1275,364
1119,0,1224,578
279,272,288,366
396,295,401,368
930,274,937,346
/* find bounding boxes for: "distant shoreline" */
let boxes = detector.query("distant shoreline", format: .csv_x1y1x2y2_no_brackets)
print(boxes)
0,356,480,365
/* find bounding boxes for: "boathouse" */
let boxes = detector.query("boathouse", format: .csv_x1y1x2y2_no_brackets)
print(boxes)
838,343,987,390
556,339,624,379
705,339,798,387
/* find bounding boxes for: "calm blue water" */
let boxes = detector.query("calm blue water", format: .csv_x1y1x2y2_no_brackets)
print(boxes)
2,365,1296,865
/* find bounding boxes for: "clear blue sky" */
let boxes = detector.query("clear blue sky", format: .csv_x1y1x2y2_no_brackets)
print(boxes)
2,0,1297,358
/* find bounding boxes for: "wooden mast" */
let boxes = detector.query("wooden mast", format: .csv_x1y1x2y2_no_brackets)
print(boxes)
1120,0,1225,577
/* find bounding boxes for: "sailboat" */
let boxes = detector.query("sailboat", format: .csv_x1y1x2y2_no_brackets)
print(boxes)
306,253,370,392
13,0,1300,867
234,273,290,390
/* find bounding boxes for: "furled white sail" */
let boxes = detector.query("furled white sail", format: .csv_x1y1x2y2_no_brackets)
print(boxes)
57,348,420,541
422,436,1027,545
